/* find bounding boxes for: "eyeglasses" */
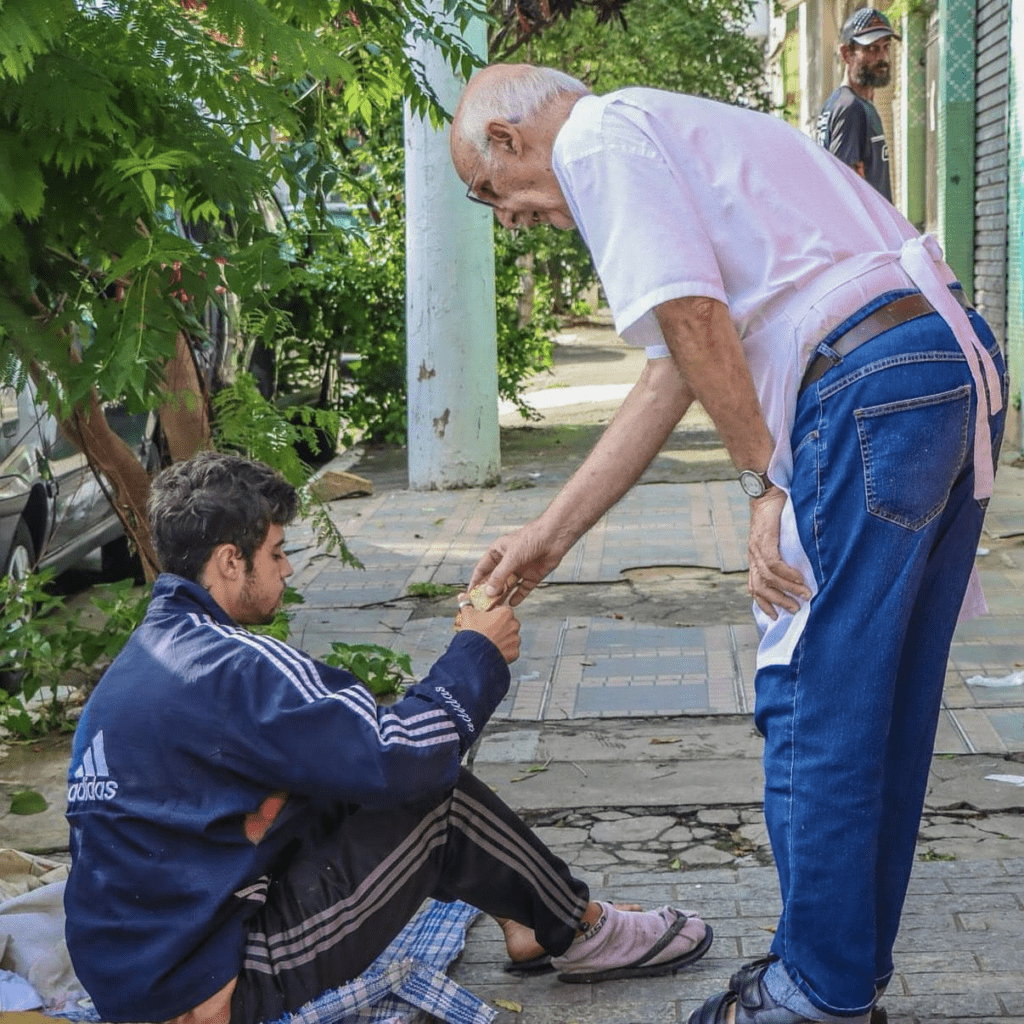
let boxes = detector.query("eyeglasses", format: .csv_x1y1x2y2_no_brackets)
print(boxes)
464,154,498,208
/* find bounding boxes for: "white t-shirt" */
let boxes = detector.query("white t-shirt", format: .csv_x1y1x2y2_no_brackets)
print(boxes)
551,89,994,664
552,89,919,351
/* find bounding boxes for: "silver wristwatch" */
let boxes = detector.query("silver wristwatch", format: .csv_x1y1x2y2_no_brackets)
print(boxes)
739,469,772,499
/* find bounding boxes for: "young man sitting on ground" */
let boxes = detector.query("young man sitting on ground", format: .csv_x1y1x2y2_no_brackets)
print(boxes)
64,452,712,1024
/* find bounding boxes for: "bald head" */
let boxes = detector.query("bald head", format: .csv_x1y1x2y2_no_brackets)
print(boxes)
451,64,589,163
450,64,589,231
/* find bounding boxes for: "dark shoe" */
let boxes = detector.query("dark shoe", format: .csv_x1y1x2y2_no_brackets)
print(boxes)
689,972,810,1024
716,957,886,1024
728,953,779,992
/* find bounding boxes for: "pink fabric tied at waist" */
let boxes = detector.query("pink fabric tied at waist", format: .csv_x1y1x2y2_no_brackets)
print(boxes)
899,235,1003,500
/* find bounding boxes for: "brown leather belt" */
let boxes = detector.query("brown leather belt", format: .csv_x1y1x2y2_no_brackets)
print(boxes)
799,288,973,393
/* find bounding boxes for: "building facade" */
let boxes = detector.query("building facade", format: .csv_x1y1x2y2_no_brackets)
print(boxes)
766,0,1022,453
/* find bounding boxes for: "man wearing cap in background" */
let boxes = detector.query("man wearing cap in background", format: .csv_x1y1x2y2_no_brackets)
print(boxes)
817,8,900,201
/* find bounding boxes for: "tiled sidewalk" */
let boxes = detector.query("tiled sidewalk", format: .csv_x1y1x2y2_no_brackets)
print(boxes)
286,470,1024,753
448,856,1024,1023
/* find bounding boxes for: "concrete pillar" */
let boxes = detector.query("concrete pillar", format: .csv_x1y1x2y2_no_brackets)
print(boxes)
404,8,500,490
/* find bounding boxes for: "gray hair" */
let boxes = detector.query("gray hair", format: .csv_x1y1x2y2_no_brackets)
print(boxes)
458,65,590,156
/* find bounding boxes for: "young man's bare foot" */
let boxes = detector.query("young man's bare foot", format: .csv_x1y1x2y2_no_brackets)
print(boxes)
496,902,644,964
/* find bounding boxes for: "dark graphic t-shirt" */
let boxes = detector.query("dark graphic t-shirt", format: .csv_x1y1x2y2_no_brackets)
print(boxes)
816,86,892,202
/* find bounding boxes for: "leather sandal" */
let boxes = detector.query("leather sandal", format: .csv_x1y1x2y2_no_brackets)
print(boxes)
728,953,779,992
689,965,813,1024
700,958,886,1024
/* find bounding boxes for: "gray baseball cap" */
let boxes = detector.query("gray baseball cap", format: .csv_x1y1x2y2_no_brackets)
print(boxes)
840,8,901,45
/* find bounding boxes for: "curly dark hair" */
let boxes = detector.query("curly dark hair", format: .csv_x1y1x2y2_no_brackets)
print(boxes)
148,452,298,582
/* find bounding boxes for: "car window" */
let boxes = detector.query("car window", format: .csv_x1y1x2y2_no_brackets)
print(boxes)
104,406,150,449
49,422,80,461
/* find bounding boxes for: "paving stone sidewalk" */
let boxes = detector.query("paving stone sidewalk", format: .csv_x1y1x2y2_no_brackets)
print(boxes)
285,461,1024,754
449,857,1024,1024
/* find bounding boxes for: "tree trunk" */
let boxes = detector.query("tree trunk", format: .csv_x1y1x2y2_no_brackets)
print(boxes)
516,251,535,326
54,333,212,585
61,390,162,582
159,331,212,462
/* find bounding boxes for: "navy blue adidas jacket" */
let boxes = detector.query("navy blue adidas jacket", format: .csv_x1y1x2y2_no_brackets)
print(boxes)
64,574,510,1022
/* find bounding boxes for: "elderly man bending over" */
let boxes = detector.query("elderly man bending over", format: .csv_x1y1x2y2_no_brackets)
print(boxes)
450,64,1006,1024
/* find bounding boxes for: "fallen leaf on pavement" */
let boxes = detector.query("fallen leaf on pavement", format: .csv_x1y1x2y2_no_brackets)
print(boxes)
493,999,522,1012
9,789,47,815
510,757,553,783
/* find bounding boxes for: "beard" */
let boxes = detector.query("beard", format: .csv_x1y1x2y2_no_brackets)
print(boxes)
237,576,280,626
856,64,891,88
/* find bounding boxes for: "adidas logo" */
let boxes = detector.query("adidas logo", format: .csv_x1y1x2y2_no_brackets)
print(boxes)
68,730,119,803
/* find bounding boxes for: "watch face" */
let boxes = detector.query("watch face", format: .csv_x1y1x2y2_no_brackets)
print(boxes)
739,470,767,498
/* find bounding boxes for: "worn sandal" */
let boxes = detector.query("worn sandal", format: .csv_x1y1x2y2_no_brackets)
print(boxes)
554,904,712,984
502,953,553,974
726,956,887,1024
689,965,812,1024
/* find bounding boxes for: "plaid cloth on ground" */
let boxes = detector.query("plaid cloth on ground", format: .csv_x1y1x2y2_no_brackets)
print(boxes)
47,899,495,1024
267,900,497,1024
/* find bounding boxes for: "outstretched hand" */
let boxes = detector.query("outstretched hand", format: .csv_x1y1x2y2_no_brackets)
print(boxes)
467,523,568,609
455,595,522,664
746,488,811,619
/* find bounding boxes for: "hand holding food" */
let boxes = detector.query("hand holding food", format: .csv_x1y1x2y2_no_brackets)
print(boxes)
454,591,521,664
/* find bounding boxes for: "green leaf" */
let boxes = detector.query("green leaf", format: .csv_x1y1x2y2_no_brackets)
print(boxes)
0,0,73,82
140,169,157,209
0,131,46,221
9,789,48,815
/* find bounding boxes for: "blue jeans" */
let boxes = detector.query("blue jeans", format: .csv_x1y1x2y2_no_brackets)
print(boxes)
754,290,1007,1017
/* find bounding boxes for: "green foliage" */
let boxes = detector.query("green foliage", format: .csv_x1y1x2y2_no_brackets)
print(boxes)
271,120,561,440
918,849,956,862
0,0,74,82
0,572,149,738
0,0,485,420
407,581,461,598
9,789,47,815
304,500,365,570
324,642,412,698
248,585,305,641
248,592,413,699
212,372,363,569
213,371,340,485
275,221,408,444
523,0,771,108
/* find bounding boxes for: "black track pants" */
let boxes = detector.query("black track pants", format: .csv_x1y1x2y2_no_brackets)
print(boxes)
231,768,590,1022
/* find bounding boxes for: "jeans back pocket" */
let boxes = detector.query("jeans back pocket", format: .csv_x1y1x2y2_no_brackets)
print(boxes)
855,385,971,530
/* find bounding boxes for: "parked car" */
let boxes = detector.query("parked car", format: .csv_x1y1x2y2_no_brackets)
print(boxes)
0,371,158,584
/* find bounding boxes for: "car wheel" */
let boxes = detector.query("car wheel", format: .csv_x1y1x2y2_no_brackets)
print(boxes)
3,517,35,580
1,517,36,695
